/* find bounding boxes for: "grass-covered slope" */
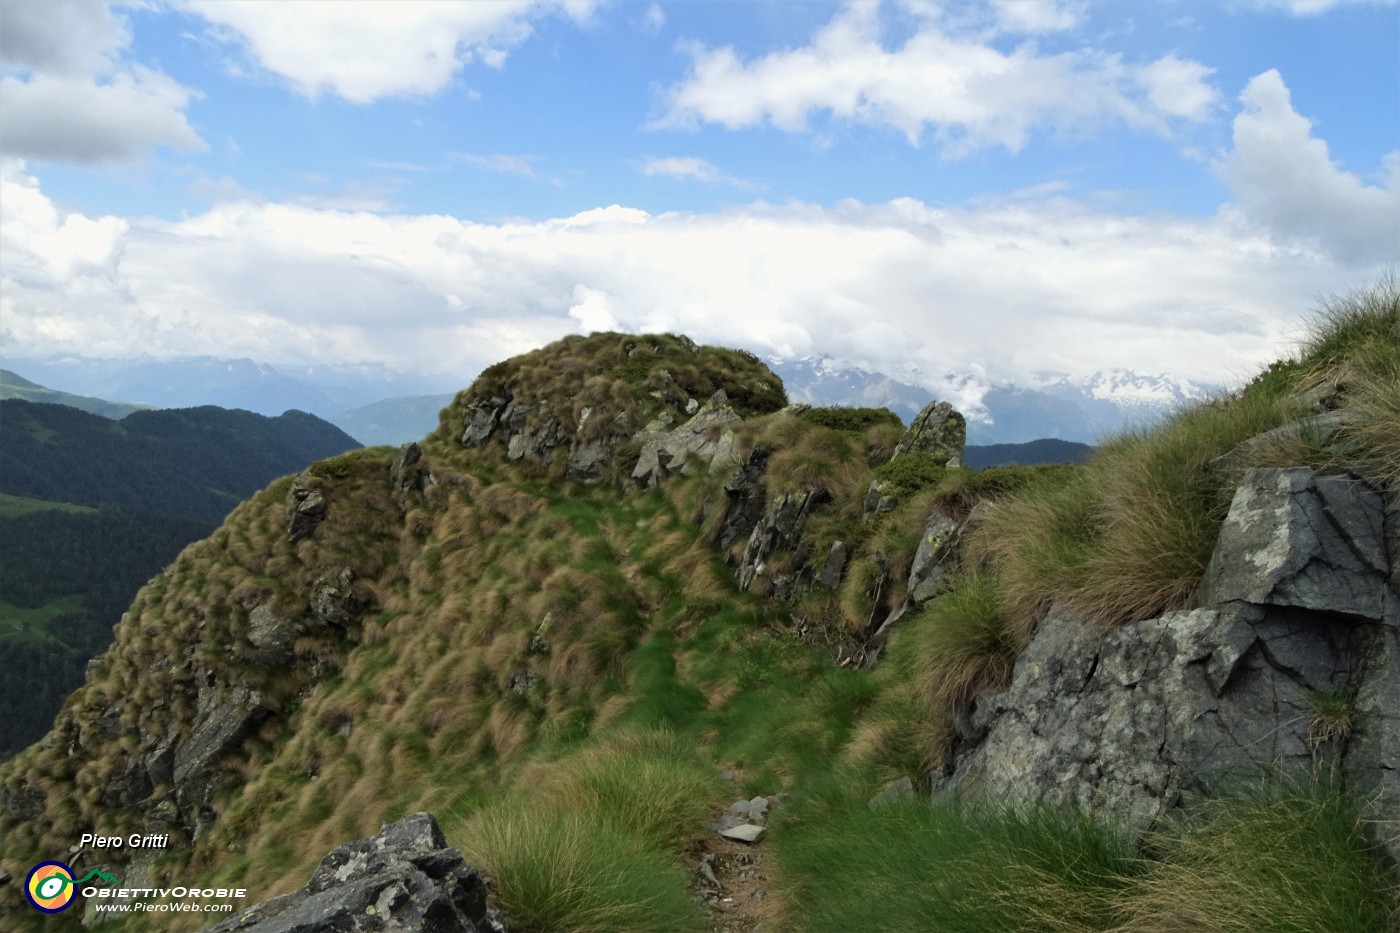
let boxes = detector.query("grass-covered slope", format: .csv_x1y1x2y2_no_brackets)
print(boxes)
2,294,1398,931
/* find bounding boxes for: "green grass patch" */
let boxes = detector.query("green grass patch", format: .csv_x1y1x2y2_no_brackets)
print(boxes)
1118,782,1398,932
893,572,1020,716
456,806,705,933
795,406,904,433
625,631,708,729
0,596,85,643
0,493,97,517
774,792,1140,932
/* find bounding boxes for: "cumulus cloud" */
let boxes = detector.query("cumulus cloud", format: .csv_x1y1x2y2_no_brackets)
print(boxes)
183,0,601,103
0,1,204,163
657,3,1219,154
3,159,1373,399
1215,70,1400,266
0,0,126,73
0,67,205,163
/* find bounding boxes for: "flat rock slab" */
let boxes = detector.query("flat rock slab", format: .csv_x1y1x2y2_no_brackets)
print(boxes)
720,823,765,843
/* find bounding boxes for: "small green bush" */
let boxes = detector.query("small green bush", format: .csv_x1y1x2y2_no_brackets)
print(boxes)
796,406,904,433
873,452,944,500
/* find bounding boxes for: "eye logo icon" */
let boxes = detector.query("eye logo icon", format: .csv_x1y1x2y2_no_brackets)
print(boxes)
25,862,120,913
25,861,76,913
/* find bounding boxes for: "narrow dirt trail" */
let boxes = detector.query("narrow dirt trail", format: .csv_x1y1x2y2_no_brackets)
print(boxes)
692,834,784,932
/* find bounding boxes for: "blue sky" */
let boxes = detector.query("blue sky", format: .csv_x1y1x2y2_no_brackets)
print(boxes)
1,0,1397,406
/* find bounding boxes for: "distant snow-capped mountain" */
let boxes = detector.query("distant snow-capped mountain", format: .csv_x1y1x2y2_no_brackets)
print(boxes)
0,356,464,418
770,355,1215,445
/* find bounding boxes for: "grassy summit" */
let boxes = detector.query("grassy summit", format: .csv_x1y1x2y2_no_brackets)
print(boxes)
2,293,1398,931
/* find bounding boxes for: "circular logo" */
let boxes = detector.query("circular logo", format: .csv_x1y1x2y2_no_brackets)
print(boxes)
25,861,76,913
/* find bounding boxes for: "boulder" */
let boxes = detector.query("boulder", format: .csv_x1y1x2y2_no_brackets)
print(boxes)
905,514,961,606
460,396,508,447
863,479,899,515
310,569,365,630
247,605,298,666
102,756,154,810
868,776,915,809
565,437,615,483
891,400,965,467
819,541,847,589
200,812,504,933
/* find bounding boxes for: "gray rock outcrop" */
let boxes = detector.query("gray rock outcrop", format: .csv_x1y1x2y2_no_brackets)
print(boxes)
905,514,962,606
310,569,365,630
718,447,770,551
287,474,326,542
892,400,966,467
201,812,505,933
944,467,1400,857
737,488,828,593
175,683,275,831
390,442,431,498
631,391,741,488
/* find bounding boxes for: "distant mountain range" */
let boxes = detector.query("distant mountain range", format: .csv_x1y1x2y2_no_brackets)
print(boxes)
1,368,152,419
771,355,1213,444
1,351,1212,448
0,355,463,419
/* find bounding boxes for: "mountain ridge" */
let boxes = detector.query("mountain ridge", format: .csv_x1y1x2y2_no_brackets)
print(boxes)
1,285,1396,931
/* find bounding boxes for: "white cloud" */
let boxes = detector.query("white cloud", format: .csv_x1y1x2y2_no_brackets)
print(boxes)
3,160,1379,398
1247,0,1397,13
639,3,665,34
454,153,538,179
0,1,204,164
658,4,1218,155
988,0,1086,33
1215,70,1400,266
183,0,601,103
0,0,126,74
641,156,756,189
0,67,205,163
1136,54,1219,121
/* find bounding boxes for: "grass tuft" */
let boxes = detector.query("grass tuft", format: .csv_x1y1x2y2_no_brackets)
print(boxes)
457,806,705,933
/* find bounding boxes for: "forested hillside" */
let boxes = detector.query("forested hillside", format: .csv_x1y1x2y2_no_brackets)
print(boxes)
0,401,361,757
0,401,361,523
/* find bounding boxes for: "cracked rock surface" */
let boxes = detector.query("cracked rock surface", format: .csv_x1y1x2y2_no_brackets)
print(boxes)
201,812,504,933
945,468,1400,860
